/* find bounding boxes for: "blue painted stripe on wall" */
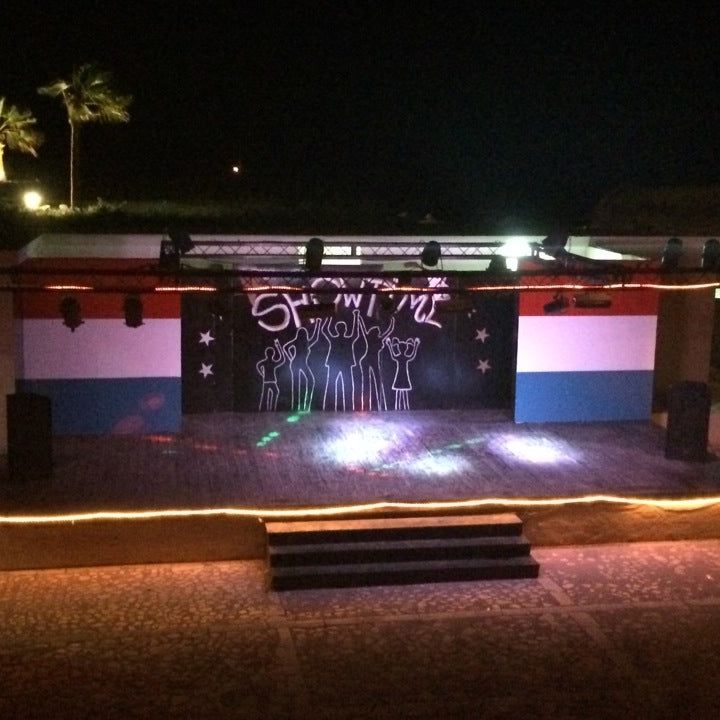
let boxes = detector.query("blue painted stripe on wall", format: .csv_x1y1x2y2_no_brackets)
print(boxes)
514,370,654,423
16,377,181,435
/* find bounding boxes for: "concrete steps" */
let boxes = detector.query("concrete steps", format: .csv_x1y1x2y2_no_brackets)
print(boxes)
265,513,539,590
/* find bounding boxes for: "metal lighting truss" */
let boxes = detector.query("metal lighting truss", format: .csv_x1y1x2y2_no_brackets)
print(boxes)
3,237,718,295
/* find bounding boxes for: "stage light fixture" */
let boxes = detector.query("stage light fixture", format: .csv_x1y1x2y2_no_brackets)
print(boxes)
540,232,569,259
169,229,194,256
420,240,441,267
543,293,569,314
702,238,720,272
123,295,144,328
159,229,194,271
158,242,179,271
486,255,508,273
59,296,83,332
305,237,325,272
661,237,683,270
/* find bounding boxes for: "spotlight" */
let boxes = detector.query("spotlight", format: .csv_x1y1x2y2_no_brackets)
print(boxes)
486,255,508,273
540,232,569,259
543,293,569,314
123,295,144,328
702,238,720,272
661,237,683,270
420,240,441,267
168,229,194,256
305,237,325,272
159,229,194,271
59,296,83,332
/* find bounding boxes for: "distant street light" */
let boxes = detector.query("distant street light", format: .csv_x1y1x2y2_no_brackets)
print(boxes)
22,190,43,210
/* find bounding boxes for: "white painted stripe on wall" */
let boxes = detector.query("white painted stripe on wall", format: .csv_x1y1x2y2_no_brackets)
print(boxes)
20,319,181,379
516,315,657,373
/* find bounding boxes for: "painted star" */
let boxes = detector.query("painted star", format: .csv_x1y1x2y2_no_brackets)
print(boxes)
199,330,215,346
475,327,490,343
476,358,491,374
199,363,214,379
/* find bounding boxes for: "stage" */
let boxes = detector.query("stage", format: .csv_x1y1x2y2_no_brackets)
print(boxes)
2,410,720,513
3,411,720,571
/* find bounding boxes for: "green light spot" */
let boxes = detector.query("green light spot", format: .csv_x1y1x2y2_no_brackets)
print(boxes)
268,431,280,438
286,415,300,423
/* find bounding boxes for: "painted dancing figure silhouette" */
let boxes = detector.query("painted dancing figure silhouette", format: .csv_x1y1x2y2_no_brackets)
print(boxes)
350,310,369,411
321,314,358,411
281,322,321,411
357,313,395,411
385,336,420,410
256,339,286,411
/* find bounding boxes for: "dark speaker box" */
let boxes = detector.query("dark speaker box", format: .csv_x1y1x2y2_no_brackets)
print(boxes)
7,393,53,481
665,381,710,461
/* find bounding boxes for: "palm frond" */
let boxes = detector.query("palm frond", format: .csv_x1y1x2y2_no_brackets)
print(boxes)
37,80,70,98
0,98,43,156
39,63,132,125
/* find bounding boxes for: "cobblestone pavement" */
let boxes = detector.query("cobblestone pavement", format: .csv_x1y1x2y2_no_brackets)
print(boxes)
2,540,720,719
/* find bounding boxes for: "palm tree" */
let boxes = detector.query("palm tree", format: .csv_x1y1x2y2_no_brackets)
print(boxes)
0,97,43,183
39,64,131,207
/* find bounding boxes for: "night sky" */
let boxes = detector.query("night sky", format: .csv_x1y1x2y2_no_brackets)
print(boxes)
4,2,720,223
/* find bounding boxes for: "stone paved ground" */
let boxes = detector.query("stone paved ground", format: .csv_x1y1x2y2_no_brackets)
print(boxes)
2,540,720,719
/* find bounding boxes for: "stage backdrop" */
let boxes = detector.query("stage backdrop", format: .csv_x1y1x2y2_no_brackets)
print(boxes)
182,279,517,413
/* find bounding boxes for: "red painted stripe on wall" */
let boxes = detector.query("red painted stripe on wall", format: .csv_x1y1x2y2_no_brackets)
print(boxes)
518,287,659,316
16,291,180,319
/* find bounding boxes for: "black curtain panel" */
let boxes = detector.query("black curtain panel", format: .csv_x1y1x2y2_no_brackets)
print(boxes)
181,293,235,414
182,280,516,414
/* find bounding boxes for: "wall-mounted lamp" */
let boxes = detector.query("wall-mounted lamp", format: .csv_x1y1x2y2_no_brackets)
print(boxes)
543,293,569,314
60,296,83,332
123,295,144,328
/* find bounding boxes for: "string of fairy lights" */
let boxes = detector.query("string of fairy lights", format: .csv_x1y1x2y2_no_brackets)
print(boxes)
6,277,720,296
2,494,720,525
4,240,718,525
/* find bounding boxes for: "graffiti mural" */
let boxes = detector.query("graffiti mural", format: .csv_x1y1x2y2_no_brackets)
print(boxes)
182,278,517,413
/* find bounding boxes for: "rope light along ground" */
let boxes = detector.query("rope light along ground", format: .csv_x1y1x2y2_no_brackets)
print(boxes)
2,494,720,525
